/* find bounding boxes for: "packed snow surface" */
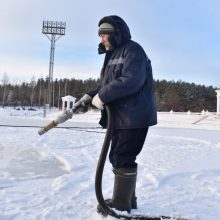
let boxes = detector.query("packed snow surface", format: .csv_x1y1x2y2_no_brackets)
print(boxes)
0,108,220,220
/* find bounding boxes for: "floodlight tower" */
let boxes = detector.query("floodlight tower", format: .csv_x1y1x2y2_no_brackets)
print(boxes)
42,20,66,107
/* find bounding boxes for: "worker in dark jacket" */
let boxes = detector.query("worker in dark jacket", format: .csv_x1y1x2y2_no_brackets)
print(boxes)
76,15,157,214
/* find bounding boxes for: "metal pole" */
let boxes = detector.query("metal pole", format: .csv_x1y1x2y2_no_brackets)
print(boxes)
42,20,66,109
38,78,41,108
48,34,56,107
58,80,60,109
52,81,55,108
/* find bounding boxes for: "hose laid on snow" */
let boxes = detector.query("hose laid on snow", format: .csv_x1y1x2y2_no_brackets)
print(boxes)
37,104,189,219
95,105,189,220
94,105,116,217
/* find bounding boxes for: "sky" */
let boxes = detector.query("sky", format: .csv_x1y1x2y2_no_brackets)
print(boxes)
0,0,219,87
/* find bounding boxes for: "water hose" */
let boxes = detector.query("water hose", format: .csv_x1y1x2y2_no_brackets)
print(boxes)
95,105,189,220
38,104,189,220
95,105,116,217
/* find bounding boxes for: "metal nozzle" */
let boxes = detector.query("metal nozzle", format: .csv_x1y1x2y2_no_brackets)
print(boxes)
38,127,46,135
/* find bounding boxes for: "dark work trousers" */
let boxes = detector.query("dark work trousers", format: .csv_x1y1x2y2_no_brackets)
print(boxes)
109,128,149,169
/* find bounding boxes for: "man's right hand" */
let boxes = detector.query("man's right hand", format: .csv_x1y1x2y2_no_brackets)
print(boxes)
53,94,92,125
73,94,92,113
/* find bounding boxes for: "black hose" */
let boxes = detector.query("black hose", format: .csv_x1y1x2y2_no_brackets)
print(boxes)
94,105,117,217
94,105,162,219
95,105,189,220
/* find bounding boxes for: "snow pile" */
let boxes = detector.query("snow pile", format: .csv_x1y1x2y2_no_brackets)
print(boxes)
0,108,220,219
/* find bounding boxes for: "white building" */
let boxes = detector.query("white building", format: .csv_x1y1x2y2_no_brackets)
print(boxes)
216,90,220,116
61,95,76,111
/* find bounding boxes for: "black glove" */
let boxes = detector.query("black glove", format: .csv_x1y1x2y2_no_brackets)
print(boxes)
73,94,92,113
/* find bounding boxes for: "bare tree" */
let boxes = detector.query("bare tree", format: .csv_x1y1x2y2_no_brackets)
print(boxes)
64,78,68,96
30,76,36,107
38,75,43,108
1,72,9,108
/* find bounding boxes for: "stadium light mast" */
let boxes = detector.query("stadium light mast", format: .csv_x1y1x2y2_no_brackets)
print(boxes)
42,20,66,108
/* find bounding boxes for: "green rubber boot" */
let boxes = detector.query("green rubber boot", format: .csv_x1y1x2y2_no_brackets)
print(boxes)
111,167,137,212
97,167,137,215
131,187,137,209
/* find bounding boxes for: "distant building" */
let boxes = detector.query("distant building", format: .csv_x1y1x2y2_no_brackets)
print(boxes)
216,90,220,116
61,95,76,111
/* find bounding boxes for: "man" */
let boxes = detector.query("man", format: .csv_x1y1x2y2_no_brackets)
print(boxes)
75,15,157,214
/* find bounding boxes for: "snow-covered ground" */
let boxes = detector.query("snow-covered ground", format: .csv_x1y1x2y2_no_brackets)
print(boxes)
0,107,220,220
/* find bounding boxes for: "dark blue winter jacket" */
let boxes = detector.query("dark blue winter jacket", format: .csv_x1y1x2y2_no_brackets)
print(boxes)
88,15,157,129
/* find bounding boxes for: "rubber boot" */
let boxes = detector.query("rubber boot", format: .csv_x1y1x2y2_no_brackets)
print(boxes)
131,165,138,209
131,186,137,209
111,167,137,212
97,167,137,215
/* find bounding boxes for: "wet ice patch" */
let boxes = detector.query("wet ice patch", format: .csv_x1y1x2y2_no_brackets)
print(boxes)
0,148,69,186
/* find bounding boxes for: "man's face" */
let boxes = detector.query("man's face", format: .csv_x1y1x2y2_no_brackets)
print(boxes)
100,34,112,50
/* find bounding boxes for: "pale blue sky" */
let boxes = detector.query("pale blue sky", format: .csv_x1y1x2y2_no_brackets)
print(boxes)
0,0,219,87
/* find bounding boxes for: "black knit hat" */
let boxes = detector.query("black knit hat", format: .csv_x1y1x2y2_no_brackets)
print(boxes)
98,22,115,35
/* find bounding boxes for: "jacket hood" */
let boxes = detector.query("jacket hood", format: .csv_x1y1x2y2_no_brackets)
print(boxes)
98,15,131,48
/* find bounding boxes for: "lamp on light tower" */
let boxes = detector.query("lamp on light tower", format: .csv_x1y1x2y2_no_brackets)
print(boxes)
42,20,66,108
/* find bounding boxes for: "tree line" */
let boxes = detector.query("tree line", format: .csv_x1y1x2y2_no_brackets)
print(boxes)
154,79,217,112
0,73,217,112
0,73,100,109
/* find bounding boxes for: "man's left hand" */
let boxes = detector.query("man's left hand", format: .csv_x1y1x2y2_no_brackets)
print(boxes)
92,94,104,110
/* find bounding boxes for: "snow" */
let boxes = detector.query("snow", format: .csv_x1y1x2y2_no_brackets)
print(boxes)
0,108,220,220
